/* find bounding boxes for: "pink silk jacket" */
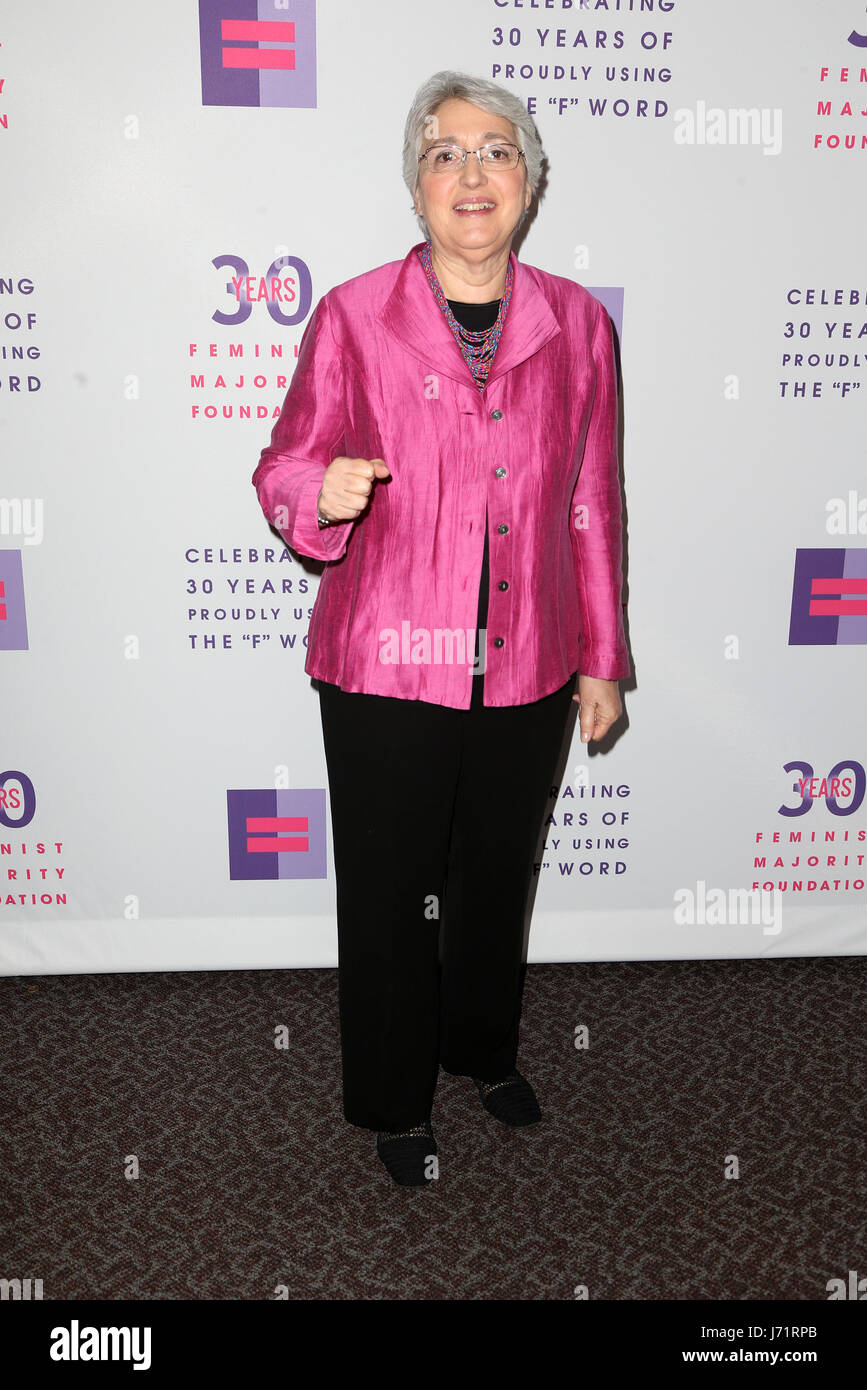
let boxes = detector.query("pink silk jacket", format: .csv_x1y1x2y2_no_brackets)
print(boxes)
252,241,630,709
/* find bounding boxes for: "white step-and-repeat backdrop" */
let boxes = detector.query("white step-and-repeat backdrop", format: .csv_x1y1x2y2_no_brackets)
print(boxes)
2,2,865,974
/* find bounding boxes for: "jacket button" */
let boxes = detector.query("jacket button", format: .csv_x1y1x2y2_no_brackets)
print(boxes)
493,637,505,647
497,523,509,534
498,580,509,591
495,466,506,478
491,409,503,420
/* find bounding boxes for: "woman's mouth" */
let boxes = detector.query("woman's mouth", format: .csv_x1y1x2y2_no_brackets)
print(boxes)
453,201,496,216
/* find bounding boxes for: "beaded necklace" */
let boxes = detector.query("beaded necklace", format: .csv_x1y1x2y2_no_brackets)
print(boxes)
417,239,513,391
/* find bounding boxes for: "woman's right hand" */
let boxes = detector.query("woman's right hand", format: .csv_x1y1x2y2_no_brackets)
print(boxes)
317,456,390,523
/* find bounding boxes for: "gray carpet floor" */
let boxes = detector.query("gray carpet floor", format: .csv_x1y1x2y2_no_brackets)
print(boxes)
1,957,864,1300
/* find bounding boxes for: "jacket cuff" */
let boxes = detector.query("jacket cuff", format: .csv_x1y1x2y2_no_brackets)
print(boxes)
286,472,355,561
577,643,631,681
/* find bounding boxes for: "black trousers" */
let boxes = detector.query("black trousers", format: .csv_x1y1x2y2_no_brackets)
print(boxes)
317,663,577,1132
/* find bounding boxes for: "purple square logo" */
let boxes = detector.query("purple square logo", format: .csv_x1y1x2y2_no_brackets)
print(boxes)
0,551,28,651
199,0,316,109
227,787,326,880
789,548,867,646
589,287,624,345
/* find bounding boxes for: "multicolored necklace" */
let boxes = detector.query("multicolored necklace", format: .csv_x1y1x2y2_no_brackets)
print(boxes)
417,239,513,391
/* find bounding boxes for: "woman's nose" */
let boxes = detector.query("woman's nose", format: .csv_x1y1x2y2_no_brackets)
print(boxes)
460,158,486,185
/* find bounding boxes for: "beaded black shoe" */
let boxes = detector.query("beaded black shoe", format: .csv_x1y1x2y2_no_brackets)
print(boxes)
473,1069,542,1126
375,1122,438,1186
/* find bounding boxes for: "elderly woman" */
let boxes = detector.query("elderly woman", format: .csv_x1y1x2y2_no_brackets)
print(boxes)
252,71,630,1186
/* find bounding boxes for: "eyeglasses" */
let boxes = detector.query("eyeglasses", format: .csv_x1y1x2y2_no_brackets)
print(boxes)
418,142,525,175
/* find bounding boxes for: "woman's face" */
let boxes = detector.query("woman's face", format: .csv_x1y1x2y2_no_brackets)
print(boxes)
413,97,532,261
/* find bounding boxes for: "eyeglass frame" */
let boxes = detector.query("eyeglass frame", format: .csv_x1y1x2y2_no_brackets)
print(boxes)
417,141,527,175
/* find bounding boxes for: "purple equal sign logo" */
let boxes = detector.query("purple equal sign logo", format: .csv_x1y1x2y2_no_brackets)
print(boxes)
789,548,867,646
198,0,317,109
0,552,28,650
227,788,326,879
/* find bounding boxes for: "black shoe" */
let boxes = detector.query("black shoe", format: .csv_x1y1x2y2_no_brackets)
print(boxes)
473,1069,542,1126
375,1122,438,1186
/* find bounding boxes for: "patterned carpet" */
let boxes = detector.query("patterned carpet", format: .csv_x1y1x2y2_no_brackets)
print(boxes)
1,957,864,1300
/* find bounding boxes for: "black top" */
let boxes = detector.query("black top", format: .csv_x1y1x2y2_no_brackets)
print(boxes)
445,298,501,332
445,297,501,676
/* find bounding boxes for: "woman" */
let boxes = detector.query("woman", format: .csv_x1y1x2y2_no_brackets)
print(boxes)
252,71,630,1186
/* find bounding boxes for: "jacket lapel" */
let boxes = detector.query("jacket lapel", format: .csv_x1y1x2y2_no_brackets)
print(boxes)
377,241,562,392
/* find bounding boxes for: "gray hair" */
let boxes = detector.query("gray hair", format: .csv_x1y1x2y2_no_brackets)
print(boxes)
402,71,544,241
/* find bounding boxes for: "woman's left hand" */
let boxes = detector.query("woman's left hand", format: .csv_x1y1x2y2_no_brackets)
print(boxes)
573,675,622,743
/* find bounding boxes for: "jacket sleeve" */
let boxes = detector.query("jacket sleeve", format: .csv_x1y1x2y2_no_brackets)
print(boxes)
569,300,631,680
251,293,356,562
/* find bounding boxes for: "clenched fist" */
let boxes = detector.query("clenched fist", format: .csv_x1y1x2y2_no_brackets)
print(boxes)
317,456,391,524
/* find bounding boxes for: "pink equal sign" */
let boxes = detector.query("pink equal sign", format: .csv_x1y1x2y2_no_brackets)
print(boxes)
809,576,867,617
221,19,295,70
245,816,309,853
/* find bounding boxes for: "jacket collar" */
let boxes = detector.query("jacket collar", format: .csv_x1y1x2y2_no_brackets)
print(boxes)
377,240,561,392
